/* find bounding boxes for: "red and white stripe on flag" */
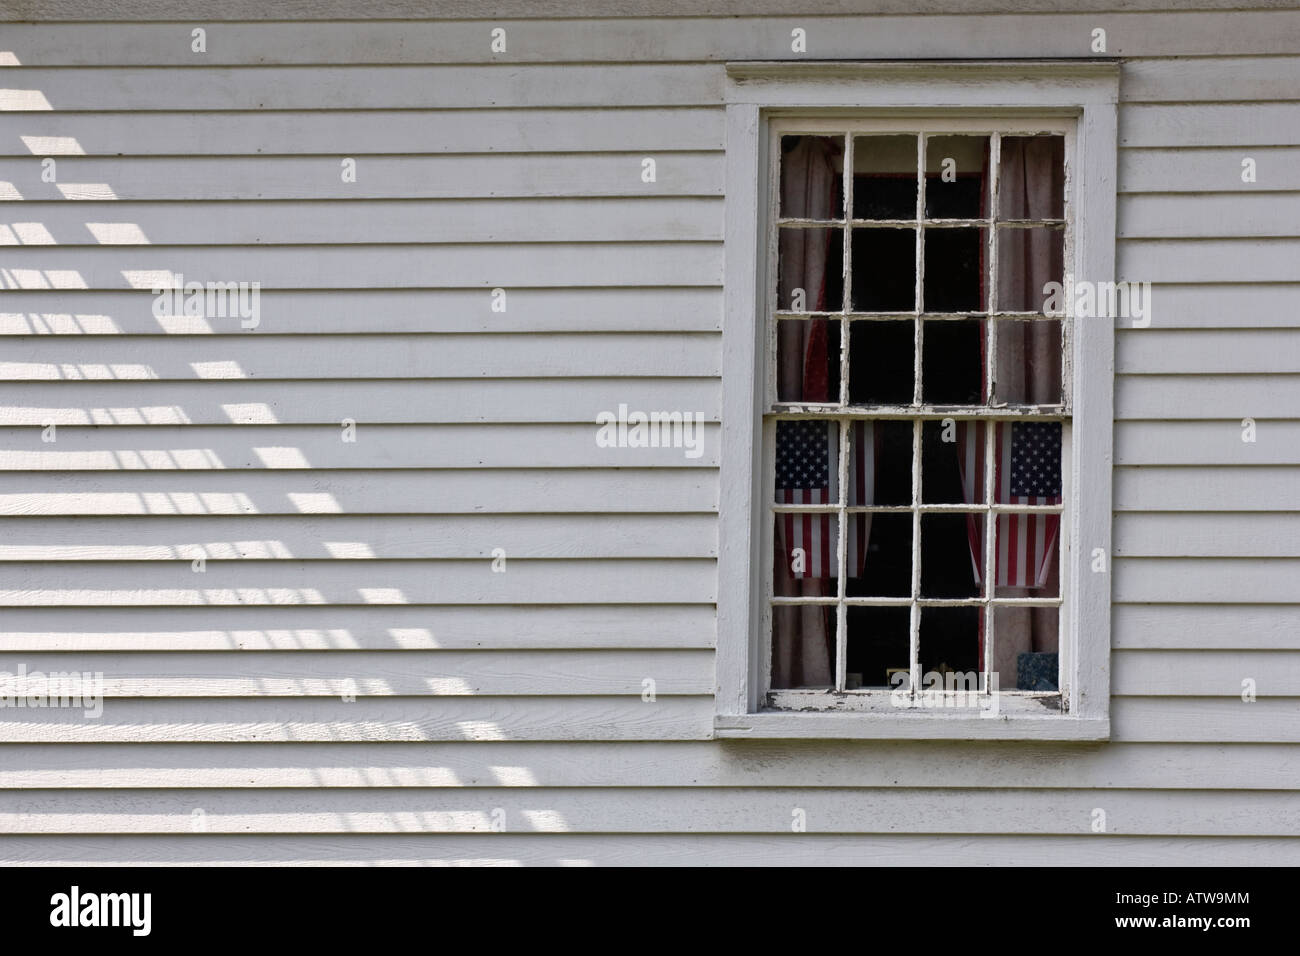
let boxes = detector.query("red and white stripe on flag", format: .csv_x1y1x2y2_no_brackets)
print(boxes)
956,421,1060,589
776,420,875,580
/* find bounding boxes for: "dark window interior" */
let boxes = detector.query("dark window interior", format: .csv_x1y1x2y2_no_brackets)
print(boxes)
845,172,984,685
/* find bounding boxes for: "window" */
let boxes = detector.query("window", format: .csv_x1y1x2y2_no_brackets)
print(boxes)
715,63,1118,739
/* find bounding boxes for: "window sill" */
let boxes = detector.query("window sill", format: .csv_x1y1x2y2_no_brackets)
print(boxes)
714,711,1110,741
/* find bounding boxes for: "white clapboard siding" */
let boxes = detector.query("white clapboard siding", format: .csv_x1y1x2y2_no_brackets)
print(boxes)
3,109,726,156
1114,651,1300,695
0,154,724,201
0,740,1294,790
0,65,725,111
3,647,1284,697
1115,422,1300,465
0,650,714,697
0,514,719,560
0,604,718,651
0,424,723,470
9,105,1293,158
0,334,722,379
0,788,1295,835
0,469,720,516
1120,238,1300,281
0,288,725,335
0,698,1291,744
1116,466,1300,511
1121,103,1300,147
1119,193,1300,239
1112,699,1300,743
1120,148,1300,194
1115,512,1300,556
1111,285,1300,329
1115,605,1300,650
1116,330,1300,373
1117,375,1300,419
1121,56,1300,102
36,191,1300,247
0,379,723,425
0,697,718,743
0,242,723,288
5,834,1299,866
1113,558,1300,603
1,834,1296,867
13,56,1290,112
2,198,724,245
5,12,1299,63
0,558,719,605
2,9,1299,866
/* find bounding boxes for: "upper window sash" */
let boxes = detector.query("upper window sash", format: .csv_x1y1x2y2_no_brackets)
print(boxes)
765,118,1076,418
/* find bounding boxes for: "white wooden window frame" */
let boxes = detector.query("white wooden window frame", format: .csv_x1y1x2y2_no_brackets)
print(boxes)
766,115,1071,715
715,62,1118,740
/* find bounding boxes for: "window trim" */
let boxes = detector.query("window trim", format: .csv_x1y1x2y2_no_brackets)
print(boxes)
715,61,1118,741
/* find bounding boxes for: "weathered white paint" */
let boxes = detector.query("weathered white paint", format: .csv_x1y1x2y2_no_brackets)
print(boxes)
0,7,1296,864
716,61,1117,738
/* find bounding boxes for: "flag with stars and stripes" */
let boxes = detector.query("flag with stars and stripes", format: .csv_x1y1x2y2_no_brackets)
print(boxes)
775,419,875,579
956,420,1062,589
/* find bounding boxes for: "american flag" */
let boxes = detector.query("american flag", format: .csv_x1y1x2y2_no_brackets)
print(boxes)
775,419,874,579
956,420,1061,588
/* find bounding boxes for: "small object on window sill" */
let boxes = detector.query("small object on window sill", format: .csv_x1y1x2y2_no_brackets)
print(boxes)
845,672,863,690
1018,652,1059,692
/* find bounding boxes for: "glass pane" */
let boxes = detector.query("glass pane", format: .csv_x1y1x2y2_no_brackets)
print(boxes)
778,227,844,313
923,227,986,313
779,135,845,221
920,512,983,599
996,226,1063,312
776,318,840,403
921,318,983,404
992,604,1059,690
941,420,989,507
847,320,913,405
770,600,837,690
865,419,913,507
774,419,839,507
846,513,912,597
845,419,875,508
988,420,1063,594
992,421,1063,505
925,135,990,219
843,419,892,584
846,606,911,689
993,526,1061,599
918,606,981,679
922,418,978,504
852,134,918,220
992,319,1062,405
998,135,1065,221
850,228,916,312
773,508,840,588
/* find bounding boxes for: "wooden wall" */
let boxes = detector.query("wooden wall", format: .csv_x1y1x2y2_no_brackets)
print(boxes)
1,4,1297,863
